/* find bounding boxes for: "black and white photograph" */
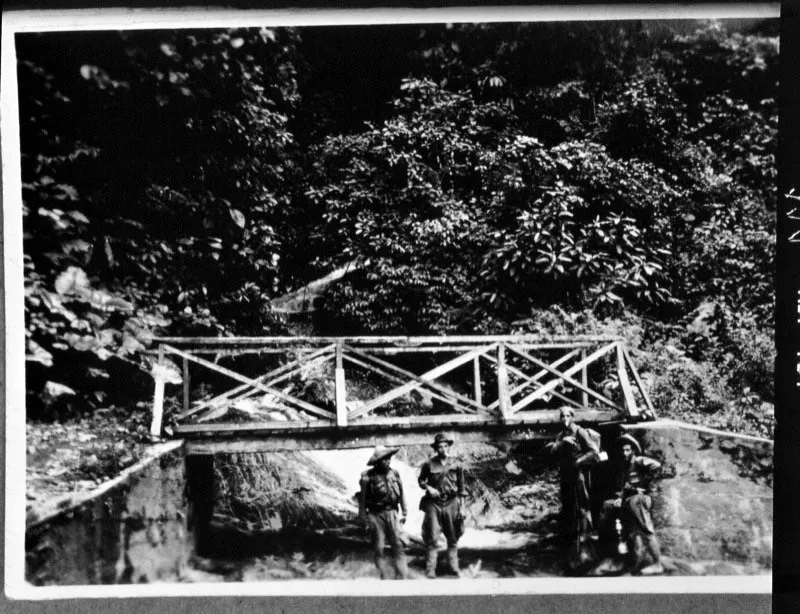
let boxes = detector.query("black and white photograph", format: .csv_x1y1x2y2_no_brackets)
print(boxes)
1,4,781,606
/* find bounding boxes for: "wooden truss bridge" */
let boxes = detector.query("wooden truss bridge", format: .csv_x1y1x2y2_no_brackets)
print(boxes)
149,335,656,454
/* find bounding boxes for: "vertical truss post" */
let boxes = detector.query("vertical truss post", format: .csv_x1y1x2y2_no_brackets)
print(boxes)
183,356,190,415
335,340,347,427
580,348,589,408
616,342,638,417
497,343,511,420
473,355,482,405
150,344,166,437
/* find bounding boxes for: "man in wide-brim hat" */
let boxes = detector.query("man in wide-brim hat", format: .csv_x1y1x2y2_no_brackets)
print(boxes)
368,445,400,466
600,433,664,575
359,445,408,579
418,432,467,578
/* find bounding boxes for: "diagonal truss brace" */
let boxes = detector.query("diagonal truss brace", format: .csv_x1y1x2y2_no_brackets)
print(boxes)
177,344,336,421
163,345,336,421
342,353,481,416
346,344,496,420
508,342,624,413
486,348,583,411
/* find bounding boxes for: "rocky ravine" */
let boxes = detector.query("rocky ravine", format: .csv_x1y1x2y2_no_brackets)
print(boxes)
193,419,771,580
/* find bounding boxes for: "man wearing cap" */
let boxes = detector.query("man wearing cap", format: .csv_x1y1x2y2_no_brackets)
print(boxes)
545,406,601,570
359,445,409,579
601,433,664,575
418,432,467,578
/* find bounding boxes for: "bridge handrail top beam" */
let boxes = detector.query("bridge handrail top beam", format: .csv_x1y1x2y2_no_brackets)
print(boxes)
152,334,625,347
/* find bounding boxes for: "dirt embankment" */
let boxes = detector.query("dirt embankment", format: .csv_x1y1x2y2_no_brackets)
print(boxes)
26,442,189,586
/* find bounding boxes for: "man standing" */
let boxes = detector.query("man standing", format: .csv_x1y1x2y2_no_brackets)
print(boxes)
601,433,664,575
359,445,408,579
545,406,600,570
418,432,467,578
546,407,600,535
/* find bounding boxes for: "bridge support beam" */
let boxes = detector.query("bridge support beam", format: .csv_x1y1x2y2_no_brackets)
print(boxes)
179,410,621,455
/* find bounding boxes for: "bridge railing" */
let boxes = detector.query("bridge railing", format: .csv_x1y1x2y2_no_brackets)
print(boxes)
148,335,656,443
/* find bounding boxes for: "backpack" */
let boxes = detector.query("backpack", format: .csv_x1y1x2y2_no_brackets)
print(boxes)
584,427,607,461
585,427,602,452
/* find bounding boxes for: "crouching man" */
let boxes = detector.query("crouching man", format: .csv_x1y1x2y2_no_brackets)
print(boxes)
418,432,467,578
601,434,664,575
359,445,408,579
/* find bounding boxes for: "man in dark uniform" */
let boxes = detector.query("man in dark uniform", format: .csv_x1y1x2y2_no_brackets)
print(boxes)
545,406,601,570
546,407,600,536
418,432,467,578
601,433,664,575
358,445,408,579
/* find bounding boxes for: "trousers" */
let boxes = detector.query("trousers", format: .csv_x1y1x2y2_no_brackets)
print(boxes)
601,493,655,536
560,467,594,537
368,509,406,557
421,497,462,548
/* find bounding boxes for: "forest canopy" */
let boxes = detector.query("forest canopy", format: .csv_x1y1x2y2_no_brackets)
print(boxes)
17,19,777,437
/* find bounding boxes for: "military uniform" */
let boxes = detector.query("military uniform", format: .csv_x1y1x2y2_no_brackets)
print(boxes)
601,435,663,573
552,425,600,537
359,452,408,579
418,446,467,577
603,455,661,536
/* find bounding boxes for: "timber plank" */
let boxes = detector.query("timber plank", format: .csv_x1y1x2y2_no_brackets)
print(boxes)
181,410,621,453
174,409,617,435
154,334,622,346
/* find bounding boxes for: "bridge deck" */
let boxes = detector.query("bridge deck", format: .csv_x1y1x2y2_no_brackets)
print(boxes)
177,410,622,454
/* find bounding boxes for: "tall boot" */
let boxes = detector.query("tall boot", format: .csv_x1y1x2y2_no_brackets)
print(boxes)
374,554,391,580
425,548,438,579
447,547,461,578
394,553,408,580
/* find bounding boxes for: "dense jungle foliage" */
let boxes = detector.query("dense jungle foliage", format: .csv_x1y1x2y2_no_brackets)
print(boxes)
18,20,777,438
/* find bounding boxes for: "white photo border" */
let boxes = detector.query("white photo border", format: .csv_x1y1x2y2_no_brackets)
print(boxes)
2,3,779,601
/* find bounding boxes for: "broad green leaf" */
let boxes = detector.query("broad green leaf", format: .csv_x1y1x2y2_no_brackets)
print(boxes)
55,266,90,296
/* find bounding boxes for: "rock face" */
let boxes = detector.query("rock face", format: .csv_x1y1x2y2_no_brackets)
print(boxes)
210,450,356,533
622,422,772,570
25,442,190,585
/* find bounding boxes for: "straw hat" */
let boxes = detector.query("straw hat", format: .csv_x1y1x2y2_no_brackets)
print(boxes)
367,445,399,466
614,433,642,455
